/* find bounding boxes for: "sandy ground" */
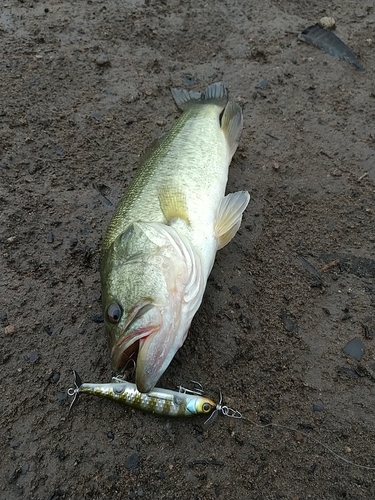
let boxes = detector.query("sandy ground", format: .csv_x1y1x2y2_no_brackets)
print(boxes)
1,1,375,499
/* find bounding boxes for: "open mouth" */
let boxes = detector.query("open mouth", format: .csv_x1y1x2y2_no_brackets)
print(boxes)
110,300,162,370
111,323,159,371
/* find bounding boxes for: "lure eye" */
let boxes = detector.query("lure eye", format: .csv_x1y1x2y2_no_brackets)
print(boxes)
202,402,213,413
106,303,122,324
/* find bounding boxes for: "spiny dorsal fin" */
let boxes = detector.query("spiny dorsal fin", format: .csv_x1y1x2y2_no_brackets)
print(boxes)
171,82,227,111
158,185,191,225
215,191,250,250
221,101,243,159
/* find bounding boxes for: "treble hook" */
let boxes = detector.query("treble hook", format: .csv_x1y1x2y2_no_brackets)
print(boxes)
67,370,82,415
204,391,243,425
177,380,204,396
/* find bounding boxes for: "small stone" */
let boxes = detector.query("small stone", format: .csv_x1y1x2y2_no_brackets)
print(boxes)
21,463,30,474
91,314,104,323
69,236,78,247
107,431,115,440
46,231,54,243
125,453,140,470
0,311,8,324
51,372,60,384
55,146,64,156
343,337,365,361
294,431,304,443
43,325,53,335
319,17,336,30
95,54,111,67
255,78,269,89
28,350,40,364
338,366,359,379
313,401,324,412
4,324,15,336
182,74,195,87
157,472,165,480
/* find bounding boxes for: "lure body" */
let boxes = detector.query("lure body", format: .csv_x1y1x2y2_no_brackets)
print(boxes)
73,376,216,417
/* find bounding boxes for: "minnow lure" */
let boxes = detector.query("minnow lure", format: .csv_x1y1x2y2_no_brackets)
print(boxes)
67,371,242,422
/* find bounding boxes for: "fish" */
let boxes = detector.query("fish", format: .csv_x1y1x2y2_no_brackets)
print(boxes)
100,82,250,393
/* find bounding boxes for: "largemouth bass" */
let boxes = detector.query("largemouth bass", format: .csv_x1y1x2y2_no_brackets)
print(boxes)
101,82,250,393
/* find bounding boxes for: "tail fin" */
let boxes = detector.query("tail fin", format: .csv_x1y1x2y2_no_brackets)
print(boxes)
171,82,227,111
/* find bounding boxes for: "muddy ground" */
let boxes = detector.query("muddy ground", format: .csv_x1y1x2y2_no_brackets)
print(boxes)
1,0,375,499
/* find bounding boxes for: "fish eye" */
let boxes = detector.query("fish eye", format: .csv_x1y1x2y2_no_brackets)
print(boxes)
106,303,122,324
202,402,213,413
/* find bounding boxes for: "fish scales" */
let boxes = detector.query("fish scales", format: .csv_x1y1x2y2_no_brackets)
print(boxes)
102,105,228,264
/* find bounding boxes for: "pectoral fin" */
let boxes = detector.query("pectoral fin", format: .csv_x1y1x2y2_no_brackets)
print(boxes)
221,101,243,159
158,185,190,225
215,191,250,250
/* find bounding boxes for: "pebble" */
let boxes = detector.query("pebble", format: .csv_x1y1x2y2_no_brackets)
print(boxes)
125,453,140,470
28,350,40,364
4,324,15,336
21,463,30,474
95,54,111,67
46,231,54,243
313,401,324,412
338,366,359,378
69,236,78,247
294,431,304,443
182,74,195,87
0,311,8,324
343,337,365,361
107,431,115,440
255,78,269,89
319,17,336,29
91,314,104,323
50,372,60,384
43,325,53,336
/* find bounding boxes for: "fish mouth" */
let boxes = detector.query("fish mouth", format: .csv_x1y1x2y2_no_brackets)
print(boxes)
111,322,159,372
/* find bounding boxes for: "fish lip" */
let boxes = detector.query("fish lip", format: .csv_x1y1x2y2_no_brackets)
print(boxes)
109,300,159,370
111,325,158,370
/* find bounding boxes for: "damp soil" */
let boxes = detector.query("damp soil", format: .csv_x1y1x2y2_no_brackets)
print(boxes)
1,1,375,499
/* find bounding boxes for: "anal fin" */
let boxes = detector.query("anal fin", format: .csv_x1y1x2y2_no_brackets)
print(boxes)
158,185,191,225
215,191,250,250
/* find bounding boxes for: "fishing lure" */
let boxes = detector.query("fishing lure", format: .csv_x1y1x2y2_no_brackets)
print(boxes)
67,371,242,423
